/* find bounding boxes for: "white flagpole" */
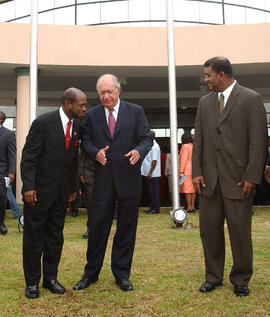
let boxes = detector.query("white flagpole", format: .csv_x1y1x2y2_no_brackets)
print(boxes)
30,0,38,124
166,0,180,211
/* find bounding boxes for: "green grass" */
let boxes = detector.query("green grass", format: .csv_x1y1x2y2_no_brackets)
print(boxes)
1,207,270,316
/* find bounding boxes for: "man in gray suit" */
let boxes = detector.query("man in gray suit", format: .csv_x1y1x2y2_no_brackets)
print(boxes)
0,111,16,235
192,57,267,297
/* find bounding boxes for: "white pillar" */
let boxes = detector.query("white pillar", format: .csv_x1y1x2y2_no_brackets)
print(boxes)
166,0,180,211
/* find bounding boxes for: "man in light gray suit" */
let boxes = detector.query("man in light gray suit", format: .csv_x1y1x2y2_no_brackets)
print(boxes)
0,111,16,235
192,57,267,297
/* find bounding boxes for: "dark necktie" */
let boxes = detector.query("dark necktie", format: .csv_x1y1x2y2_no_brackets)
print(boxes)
65,120,72,150
219,93,224,114
108,109,116,138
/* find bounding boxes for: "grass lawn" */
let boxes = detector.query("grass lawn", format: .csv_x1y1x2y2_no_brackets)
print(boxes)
1,207,270,316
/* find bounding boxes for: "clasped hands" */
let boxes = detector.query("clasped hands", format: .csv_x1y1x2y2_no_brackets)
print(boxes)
96,145,140,166
192,176,254,198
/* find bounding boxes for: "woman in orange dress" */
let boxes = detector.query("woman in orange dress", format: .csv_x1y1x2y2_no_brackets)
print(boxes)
179,133,196,212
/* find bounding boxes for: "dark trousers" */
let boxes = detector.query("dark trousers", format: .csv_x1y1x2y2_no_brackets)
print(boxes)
84,190,139,280
199,181,253,286
23,194,66,286
84,182,93,227
146,177,160,212
0,177,7,223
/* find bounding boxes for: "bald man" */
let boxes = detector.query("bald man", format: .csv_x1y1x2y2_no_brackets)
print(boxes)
21,87,87,299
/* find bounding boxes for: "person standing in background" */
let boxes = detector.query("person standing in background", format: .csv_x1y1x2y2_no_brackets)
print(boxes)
0,111,16,235
179,133,196,212
141,131,161,214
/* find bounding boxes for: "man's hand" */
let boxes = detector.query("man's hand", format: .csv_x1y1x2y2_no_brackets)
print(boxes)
96,146,109,166
192,176,205,195
8,173,15,184
125,149,140,165
23,190,37,206
147,172,152,179
68,192,77,202
80,176,85,184
238,180,255,199
265,167,270,184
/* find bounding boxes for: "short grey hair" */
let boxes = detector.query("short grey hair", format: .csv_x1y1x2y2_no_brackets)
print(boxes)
96,74,121,92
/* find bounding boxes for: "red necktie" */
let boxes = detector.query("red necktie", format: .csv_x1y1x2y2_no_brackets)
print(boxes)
65,120,72,150
108,109,116,138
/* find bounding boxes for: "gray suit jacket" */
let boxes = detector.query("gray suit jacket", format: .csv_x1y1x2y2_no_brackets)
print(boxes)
0,126,16,177
192,82,268,199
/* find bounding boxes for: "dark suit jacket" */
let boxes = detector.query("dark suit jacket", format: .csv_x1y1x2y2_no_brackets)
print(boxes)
192,82,268,199
81,99,152,200
0,126,16,177
20,110,80,210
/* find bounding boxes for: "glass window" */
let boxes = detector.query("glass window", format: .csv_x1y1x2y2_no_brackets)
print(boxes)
246,0,266,10
150,0,166,21
55,0,75,7
78,0,99,3
55,6,75,25
15,0,30,18
225,0,245,4
101,1,128,24
199,2,223,24
38,10,55,24
246,8,266,24
15,16,31,23
0,2,15,21
129,0,150,23
174,0,200,24
224,4,246,24
77,3,101,25
38,0,55,11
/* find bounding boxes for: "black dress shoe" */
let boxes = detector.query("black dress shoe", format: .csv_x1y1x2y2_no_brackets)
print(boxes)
82,228,89,239
0,223,7,235
143,209,151,213
73,276,98,290
25,285,39,299
146,209,160,214
234,285,249,297
42,279,66,294
199,281,222,293
116,278,134,291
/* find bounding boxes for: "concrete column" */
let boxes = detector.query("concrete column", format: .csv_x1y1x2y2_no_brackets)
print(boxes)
15,67,30,203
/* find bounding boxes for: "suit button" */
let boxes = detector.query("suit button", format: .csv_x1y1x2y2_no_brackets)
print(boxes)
217,148,220,151
217,128,221,134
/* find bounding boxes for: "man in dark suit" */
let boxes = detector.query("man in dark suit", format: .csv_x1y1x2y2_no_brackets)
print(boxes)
192,57,267,297
20,87,87,299
73,74,152,292
0,111,16,235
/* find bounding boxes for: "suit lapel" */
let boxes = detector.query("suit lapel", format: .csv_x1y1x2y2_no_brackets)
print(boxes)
96,104,111,139
53,110,66,150
218,82,240,125
207,92,220,122
113,100,126,138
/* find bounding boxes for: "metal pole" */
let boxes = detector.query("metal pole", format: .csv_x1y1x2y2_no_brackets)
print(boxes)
166,0,180,211
30,0,38,125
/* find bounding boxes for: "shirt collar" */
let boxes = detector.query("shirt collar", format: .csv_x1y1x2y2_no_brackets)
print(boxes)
59,106,73,126
105,98,120,114
218,80,236,103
